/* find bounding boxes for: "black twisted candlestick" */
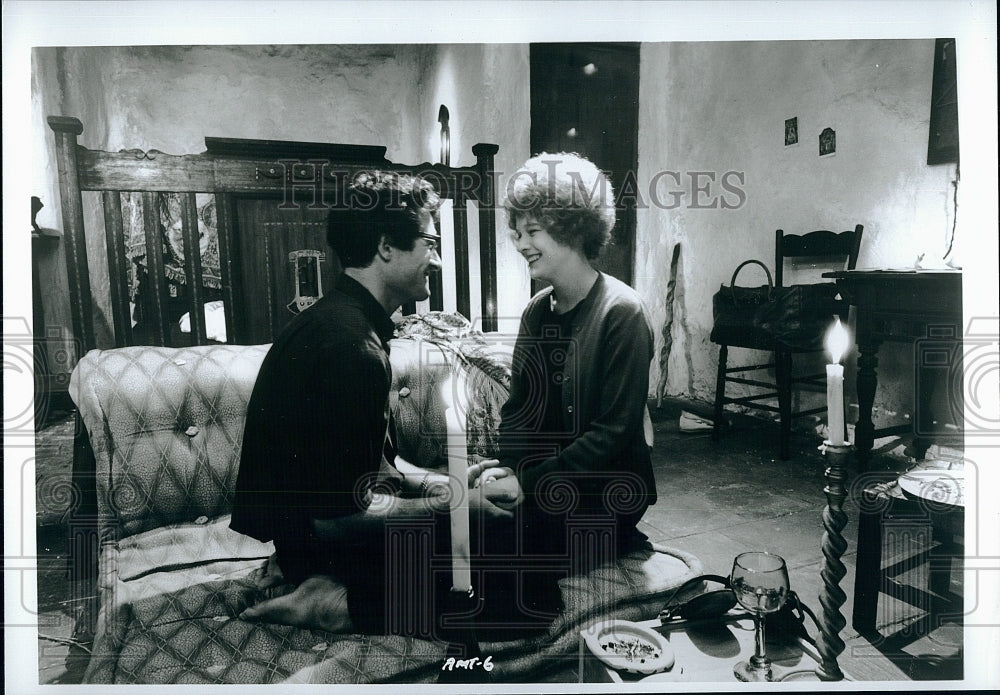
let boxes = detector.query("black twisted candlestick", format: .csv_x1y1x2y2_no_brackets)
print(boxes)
815,441,851,681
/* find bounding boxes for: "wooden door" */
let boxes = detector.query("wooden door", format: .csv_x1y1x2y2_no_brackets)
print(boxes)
530,43,640,287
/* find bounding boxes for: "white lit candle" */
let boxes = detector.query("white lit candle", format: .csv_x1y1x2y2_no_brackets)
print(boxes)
442,371,472,591
825,319,850,446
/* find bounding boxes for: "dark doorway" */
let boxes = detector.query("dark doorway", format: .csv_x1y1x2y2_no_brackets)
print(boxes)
530,42,640,287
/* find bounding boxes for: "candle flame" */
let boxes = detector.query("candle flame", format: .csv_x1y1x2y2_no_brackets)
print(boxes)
826,318,850,364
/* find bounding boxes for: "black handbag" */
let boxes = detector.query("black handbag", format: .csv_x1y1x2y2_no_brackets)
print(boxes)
712,260,774,342
752,282,842,351
712,259,841,351
658,574,819,643
712,260,774,327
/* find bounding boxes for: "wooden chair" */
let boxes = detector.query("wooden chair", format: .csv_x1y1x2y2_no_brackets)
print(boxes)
711,225,863,459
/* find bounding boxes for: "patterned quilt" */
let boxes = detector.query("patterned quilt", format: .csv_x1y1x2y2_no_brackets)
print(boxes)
83,523,699,684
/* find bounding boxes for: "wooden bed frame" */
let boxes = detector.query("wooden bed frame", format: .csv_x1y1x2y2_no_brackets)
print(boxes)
47,115,500,357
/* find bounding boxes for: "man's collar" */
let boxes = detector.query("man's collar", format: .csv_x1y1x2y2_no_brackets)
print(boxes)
335,274,395,343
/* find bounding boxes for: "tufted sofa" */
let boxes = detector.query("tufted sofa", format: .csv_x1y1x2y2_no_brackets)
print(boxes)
69,338,702,684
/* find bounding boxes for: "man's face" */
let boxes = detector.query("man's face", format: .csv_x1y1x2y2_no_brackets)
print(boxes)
389,216,442,304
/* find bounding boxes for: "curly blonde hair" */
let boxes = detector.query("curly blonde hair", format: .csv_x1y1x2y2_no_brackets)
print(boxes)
503,152,616,260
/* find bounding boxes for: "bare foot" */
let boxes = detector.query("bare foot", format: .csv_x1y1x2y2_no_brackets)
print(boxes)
240,575,355,633
249,554,286,591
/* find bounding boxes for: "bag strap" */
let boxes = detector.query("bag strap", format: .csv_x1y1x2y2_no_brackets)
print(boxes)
660,573,731,608
728,259,774,305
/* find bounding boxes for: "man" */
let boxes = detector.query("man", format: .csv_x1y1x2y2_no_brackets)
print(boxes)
230,171,512,635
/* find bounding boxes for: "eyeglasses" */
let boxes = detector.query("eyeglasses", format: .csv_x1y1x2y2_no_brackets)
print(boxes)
419,234,441,252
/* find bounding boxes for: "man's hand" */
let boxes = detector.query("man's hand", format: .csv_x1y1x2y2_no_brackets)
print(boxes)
467,484,517,520
478,472,523,511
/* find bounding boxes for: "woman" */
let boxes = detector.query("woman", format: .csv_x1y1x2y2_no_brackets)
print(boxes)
473,152,658,622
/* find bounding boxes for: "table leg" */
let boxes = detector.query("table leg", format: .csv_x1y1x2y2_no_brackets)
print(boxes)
855,341,880,472
851,489,883,635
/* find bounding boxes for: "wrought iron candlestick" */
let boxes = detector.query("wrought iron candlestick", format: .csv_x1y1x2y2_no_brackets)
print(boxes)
814,441,851,681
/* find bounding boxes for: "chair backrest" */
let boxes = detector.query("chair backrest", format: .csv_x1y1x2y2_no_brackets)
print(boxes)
774,225,864,288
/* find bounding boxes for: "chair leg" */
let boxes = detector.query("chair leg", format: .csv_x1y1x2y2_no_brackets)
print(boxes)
776,350,792,460
713,345,728,441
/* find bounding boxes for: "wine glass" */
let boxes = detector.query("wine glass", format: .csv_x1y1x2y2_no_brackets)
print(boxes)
730,551,789,682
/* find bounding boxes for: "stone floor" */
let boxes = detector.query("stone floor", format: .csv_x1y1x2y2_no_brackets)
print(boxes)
32,397,964,684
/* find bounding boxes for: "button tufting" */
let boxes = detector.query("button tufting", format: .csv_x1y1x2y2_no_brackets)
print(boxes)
174,359,187,365
185,425,199,437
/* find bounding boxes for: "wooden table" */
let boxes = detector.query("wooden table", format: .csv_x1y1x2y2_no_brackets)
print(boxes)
823,270,963,470
578,612,841,683
853,469,965,635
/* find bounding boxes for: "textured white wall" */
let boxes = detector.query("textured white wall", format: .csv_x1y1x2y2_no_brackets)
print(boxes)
637,40,958,431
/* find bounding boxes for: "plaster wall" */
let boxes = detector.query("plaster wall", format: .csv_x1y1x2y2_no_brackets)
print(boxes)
637,40,959,432
32,47,113,358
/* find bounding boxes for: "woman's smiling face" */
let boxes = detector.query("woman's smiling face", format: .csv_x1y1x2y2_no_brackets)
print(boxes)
510,216,577,284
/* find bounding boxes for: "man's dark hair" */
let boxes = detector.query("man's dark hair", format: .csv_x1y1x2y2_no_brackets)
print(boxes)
327,171,442,268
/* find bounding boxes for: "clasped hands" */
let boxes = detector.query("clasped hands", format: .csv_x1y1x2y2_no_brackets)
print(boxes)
465,458,523,515
412,457,522,519
468,458,522,504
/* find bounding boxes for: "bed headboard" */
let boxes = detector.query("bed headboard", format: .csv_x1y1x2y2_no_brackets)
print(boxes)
47,116,500,360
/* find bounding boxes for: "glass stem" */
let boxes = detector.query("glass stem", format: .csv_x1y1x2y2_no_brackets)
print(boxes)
750,614,771,669
754,613,767,662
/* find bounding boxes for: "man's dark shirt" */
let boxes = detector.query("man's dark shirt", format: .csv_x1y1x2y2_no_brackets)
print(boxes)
230,274,403,549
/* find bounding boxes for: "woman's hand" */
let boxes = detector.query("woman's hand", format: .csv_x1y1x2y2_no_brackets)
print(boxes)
467,457,504,488
473,465,515,488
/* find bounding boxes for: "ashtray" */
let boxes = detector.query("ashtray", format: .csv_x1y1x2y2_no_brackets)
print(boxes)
898,469,964,507
583,619,675,676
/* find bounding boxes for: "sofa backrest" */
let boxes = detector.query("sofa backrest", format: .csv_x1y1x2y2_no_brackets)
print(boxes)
70,338,512,541
71,344,271,539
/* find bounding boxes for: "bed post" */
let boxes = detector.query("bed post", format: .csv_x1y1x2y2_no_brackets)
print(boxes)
48,116,101,592
47,116,96,356
472,144,499,333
